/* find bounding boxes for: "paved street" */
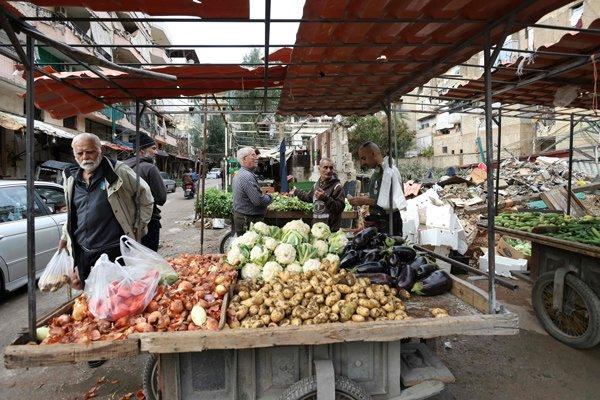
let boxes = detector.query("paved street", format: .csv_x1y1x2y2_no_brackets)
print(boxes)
0,179,599,399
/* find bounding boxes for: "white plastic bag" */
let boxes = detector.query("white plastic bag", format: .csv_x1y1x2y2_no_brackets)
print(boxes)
120,235,178,285
38,249,74,292
84,254,160,321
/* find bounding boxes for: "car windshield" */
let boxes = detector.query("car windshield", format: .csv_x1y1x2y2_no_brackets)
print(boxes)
160,172,171,179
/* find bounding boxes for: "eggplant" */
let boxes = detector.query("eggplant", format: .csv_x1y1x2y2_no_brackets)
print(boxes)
389,264,402,279
355,261,387,274
341,243,353,256
388,236,405,246
356,273,395,285
340,250,360,269
359,249,381,263
368,233,388,248
391,246,417,263
411,270,452,296
396,265,415,291
408,256,429,271
352,227,378,249
413,263,438,280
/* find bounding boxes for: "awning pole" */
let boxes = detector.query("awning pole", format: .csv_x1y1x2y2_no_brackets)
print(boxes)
386,98,394,235
484,29,498,314
494,110,502,214
134,100,141,241
26,35,37,341
200,96,208,254
567,113,575,215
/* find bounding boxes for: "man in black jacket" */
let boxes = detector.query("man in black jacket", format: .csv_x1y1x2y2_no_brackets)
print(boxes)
290,158,345,231
124,133,167,251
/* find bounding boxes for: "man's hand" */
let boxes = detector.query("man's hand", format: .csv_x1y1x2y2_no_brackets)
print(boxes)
315,188,327,201
58,239,68,251
70,269,83,290
284,188,296,197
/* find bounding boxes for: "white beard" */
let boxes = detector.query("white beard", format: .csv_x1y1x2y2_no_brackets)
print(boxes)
79,157,101,173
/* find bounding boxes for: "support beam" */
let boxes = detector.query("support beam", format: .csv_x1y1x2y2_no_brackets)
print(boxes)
262,0,271,113
567,114,575,215
134,100,141,241
494,111,502,214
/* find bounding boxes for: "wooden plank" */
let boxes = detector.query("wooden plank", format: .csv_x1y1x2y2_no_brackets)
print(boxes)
540,187,588,217
137,313,518,354
4,338,139,369
449,275,489,314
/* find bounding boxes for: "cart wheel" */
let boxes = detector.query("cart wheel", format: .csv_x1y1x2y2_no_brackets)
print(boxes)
143,355,160,400
219,230,236,254
532,272,600,349
279,375,370,400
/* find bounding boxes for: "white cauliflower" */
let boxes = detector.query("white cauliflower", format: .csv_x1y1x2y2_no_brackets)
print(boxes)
302,259,322,273
324,253,340,268
313,240,328,257
226,245,247,266
239,231,259,248
274,243,296,265
262,261,283,282
241,263,261,280
250,245,270,267
251,221,270,236
285,262,303,274
311,222,331,240
282,219,310,240
262,236,278,252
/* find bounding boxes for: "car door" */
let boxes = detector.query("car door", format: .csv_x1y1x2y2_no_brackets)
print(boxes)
0,185,59,286
35,185,68,233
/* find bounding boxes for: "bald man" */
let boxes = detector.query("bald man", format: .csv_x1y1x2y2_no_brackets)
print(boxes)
348,141,406,235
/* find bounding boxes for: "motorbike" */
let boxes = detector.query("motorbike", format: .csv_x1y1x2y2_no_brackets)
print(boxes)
183,182,195,199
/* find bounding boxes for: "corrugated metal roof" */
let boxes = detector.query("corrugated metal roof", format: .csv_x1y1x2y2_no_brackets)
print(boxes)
277,0,574,116
21,0,249,18
443,19,600,110
32,59,289,119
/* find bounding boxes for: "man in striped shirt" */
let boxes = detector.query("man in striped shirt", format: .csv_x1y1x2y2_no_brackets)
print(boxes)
232,147,273,236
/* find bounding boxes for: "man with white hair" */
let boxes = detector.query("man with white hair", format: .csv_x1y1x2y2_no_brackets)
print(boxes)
59,133,154,288
232,147,272,236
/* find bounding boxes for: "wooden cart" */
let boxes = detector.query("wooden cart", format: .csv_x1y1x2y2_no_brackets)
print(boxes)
492,225,600,349
5,275,518,400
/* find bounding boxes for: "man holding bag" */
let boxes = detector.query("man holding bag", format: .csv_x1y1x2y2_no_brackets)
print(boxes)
58,133,154,289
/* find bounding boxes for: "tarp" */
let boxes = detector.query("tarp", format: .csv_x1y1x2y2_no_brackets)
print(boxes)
22,0,249,18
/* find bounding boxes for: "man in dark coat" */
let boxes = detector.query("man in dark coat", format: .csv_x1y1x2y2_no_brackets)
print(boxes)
290,158,345,231
124,133,167,251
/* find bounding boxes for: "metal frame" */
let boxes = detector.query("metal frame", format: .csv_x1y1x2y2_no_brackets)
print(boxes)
3,3,600,340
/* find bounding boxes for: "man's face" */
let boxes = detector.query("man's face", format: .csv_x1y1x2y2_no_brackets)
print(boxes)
242,151,258,170
358,147,377,169
143,145,158,159
73,140,101,172
318,160,334,180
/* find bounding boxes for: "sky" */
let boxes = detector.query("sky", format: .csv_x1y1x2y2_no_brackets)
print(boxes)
161,0,306,64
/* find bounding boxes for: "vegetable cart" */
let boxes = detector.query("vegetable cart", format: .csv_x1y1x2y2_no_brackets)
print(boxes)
484,224,600,349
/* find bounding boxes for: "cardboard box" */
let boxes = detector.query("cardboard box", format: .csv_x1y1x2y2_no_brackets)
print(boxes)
497,236,530,261
479,252,527,278
419,228,459,250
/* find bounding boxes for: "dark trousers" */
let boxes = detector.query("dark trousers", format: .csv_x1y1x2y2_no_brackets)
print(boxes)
366,211,403,236
142,218,161,252
232,211,264,236
75,244,121,283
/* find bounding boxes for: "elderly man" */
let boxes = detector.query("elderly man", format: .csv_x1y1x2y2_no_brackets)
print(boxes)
59,133,154,288
232,147,272,236
348,141,406,235
124,132,167,251
290,158,345,231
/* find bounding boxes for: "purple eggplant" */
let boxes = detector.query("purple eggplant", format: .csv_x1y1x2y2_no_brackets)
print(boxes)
411,270,452,296
392,246,417,263
396,265,415,291
360,249,381,263
413,263,438,280
340,250,360,269
356,273,395,285
408,256,429,271
389,264,402,279
352,227,378,250
355,261,387,274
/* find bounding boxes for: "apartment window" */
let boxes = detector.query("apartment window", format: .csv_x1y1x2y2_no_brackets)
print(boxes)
85,119,112,141
451,150,455,155
63,116,77,129
570,3,584,27
23,101,43,121
460,149,463,154
442,146,448,154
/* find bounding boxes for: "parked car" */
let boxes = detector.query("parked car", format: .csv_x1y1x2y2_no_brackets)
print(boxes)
207,168,221,179
160,172,176,193
0,180,68,292
35,160,72,185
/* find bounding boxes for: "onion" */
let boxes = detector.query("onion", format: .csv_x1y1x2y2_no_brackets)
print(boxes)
49,326,65,337
146,300,159,312
91,330,101,341
55,314,72,327
178,281,193,292
190,304,207,326
170,300,184,314
215,285,228,297
36,326,50,341
147,311,161,324
135,322,154,333
204,294,215,303
97,320,112,334
205,317,219,331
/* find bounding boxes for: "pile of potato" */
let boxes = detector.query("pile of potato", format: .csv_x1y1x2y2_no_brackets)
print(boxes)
227,260,408,329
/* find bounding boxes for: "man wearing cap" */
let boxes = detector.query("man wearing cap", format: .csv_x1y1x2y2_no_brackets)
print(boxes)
124,133,167,251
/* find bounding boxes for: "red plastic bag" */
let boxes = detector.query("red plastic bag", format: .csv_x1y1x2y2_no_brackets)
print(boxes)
84,254,159,321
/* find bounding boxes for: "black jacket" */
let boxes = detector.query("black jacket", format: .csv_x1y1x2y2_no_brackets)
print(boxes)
124,156,167,220
296,177,345,231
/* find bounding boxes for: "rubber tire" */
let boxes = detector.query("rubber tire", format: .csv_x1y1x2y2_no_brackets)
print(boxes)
279,375,370,400
532,271,600,349
143,354,160,400
219,230,236,254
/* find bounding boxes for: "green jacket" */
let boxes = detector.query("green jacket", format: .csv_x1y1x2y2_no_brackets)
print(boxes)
61,157,154,255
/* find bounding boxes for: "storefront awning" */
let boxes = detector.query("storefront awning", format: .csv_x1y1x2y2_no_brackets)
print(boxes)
156,149,169,157
0,110,76,139
101,140,131,152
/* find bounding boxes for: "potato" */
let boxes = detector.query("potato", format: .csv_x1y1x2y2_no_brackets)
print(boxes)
331,300,344,314
365,287,375,299
260,314,272,325
292,306,305,318
251,320,265,328
252,295,264,306
369,308,382,318
290,317,302,326
313,294,325,304
249,305,259,316
345,293,359,302
323,285,333,296
264,298,274,307
273,283,283,292
358,299,379,309
270,308,285,323
303,319,314,325
282,288,294,299
329,313,339,322
241,298,254,307
258,304,269,316
340,302,357,321
236,305,249,320
238,291,250,300
325,277,335,286
263,284,273,292
229,320,241,329
313,312,328,324
305,292,314,299
319,305,331,315
387,312,396,319
280,318,291,326
301,298,310,307
352,314,366,322
325,292,341,307
232,295,241,303
394,314,406,321
336,284,352,294
356,306,370,318
383,302,395,312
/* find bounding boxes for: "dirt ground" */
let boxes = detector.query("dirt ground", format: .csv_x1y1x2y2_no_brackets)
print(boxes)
1,181,599,399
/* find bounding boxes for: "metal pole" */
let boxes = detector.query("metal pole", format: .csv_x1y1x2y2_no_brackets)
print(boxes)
200,96,208,254
567,113,575,215
494,110,502,214
386,98,394,235
25,35,36,341
483,30,498,314
134,100,141,241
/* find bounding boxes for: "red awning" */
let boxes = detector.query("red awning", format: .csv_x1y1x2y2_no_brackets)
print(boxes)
20,0,249,18
277,0,573,116
33,53,290,119
101,140,131,152
443,19,600,110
